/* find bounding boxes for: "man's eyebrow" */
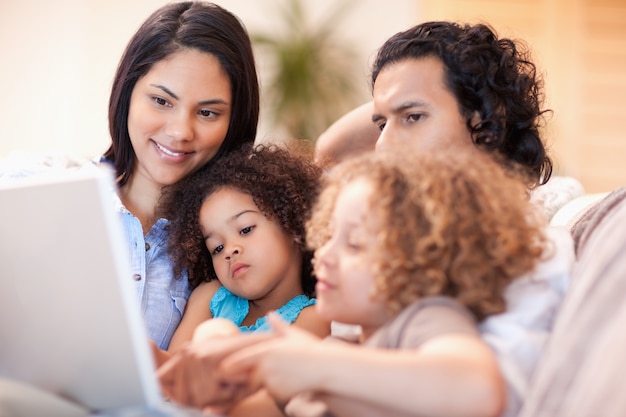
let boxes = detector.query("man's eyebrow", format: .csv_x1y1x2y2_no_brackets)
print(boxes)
372,100,429,123
150,84,229,106
391,100,429,113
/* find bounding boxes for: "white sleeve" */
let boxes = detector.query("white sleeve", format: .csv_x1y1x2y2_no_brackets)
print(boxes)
479,226,574,417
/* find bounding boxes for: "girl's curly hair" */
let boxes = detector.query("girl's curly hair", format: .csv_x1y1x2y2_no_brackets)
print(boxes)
307,148,549,321
160,143,322,296
371,21,553,188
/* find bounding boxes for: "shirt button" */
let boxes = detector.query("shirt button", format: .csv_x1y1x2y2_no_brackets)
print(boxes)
133,274,142,281
145,242,151,251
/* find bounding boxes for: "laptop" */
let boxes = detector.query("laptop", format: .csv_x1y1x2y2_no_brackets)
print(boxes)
0,166,215,417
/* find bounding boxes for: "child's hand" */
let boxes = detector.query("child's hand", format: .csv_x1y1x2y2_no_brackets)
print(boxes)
157,332,275,410
149,339,172,368
218,313,325,401
192,318,240,343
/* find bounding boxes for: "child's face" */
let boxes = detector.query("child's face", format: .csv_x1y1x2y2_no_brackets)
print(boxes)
314,179,390,335
199,187,302,302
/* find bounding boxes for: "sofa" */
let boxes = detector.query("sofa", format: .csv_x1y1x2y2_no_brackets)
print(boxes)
519,186,626,416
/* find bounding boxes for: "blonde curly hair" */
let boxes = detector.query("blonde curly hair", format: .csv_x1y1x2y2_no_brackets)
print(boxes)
307,149,549,321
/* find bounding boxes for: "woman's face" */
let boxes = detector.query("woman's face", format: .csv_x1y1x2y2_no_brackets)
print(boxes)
372,56,478,156
127,49,232,189
314,178,390,338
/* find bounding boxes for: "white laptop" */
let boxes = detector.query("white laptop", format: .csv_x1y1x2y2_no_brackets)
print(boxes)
0,166,214,417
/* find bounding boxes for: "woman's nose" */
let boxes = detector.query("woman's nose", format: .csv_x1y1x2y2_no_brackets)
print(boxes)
165,112,194,141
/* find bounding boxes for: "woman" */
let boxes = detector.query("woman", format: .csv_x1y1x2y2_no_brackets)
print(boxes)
103,1,259,350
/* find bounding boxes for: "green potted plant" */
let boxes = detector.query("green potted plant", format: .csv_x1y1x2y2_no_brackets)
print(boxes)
253,0,366,144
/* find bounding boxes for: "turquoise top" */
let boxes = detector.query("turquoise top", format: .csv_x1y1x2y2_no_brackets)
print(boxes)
210,286,316,332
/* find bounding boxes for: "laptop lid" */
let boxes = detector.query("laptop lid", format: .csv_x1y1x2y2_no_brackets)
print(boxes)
0,166,162,412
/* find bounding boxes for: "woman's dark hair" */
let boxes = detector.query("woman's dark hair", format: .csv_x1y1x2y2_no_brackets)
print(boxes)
160,143,322,297
105,1,259,186
371,21,552,187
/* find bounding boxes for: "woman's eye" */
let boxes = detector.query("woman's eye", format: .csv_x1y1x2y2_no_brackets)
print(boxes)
211,244,224,255
152,96,169,106
240,225,255,235
199,109,217,118
376,121,386,132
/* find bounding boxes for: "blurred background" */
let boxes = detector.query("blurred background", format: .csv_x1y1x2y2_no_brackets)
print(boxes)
1,0,624,193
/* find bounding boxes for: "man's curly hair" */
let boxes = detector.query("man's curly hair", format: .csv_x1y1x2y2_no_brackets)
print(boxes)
371,21,553,188
307,148,549,321
159,143,322,296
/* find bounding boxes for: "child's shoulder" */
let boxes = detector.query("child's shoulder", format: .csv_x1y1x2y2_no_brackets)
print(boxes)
189,280,222,302
293,303,331,338
368,296,478,349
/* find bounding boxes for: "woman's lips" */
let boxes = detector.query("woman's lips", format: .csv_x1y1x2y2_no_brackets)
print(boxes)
152,140,193,161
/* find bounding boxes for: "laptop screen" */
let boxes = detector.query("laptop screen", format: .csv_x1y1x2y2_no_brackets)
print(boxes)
0,167,161,411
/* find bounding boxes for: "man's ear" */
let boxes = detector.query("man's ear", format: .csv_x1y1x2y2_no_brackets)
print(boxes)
470,111,482,128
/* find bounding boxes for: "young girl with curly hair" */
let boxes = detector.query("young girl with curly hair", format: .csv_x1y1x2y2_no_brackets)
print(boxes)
156,144,330,355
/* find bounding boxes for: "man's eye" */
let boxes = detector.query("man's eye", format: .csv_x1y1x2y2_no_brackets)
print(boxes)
377,122,386,132
407,114,423,122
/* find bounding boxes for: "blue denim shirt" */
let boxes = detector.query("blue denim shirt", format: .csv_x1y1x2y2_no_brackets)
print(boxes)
112,193,191,350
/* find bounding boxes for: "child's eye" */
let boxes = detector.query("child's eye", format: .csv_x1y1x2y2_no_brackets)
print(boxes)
211,244,224,255
240,225,255,235
347,240,363,252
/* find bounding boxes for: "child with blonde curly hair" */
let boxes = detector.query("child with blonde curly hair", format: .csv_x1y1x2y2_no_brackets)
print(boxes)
307,151,547,326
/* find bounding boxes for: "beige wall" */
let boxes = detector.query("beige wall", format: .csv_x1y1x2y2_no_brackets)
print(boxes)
419,0,626,192
0,0,416,161
1,0,624,192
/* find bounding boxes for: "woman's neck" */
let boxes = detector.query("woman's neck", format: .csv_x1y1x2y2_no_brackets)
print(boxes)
119,174,162,234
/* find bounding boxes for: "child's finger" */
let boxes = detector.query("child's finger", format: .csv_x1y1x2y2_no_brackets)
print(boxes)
267,311,290,335
219,340,276,375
